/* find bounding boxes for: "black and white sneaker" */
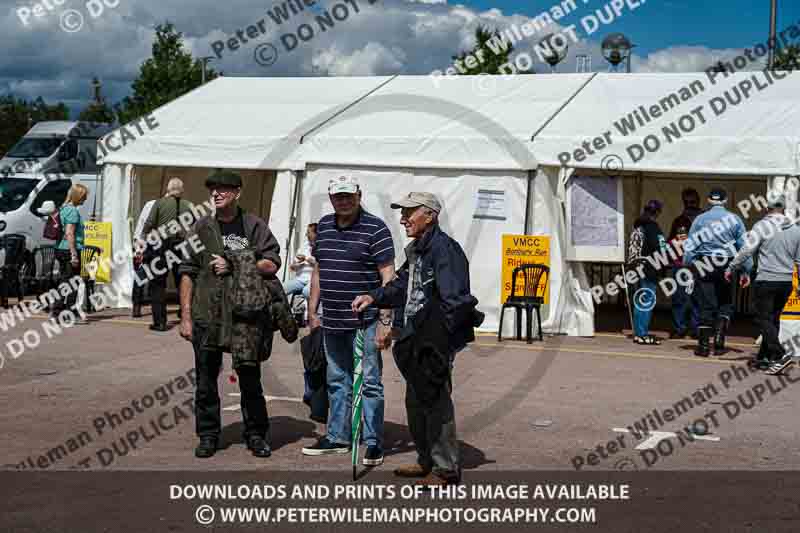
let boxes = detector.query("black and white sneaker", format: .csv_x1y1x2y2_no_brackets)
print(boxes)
766,354,795,375
362,446,384,466
302,437,349,456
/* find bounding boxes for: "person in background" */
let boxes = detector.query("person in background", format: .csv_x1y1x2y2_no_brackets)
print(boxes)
629,199,667,345
668,188,703,243
668,225,699,339
726,192,798,374
52,184,88,322
667,188,703,339
683,188,752,357
283,223,318,300
142,178,195,332
132,199,156,318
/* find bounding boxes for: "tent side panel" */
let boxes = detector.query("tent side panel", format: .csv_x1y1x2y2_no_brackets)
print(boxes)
300,164,528,332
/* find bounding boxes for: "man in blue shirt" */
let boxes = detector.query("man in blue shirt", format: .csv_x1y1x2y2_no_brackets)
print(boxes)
683,188,752,356
302,176,396,466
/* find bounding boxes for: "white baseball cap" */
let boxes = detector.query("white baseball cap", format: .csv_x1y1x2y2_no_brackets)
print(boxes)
328,175,360,195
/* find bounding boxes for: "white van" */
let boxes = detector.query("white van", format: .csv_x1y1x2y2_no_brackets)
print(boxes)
0,121,112,266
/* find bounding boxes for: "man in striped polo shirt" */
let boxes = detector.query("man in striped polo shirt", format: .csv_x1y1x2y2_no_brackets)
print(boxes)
302,175,396,466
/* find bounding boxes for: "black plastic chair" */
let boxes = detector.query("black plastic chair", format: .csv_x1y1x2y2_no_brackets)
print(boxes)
80,245,102,313
0,234,27,308
28,245,58,296
498,263,550,344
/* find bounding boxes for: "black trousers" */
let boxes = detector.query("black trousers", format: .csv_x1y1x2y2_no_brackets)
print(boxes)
192,323,269,441
149,262,180,326
753,281,793,361
53,250,82,313
693,261,734,327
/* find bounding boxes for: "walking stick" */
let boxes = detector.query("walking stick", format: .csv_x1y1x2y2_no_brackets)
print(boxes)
351,313,366,481
620,263,636,336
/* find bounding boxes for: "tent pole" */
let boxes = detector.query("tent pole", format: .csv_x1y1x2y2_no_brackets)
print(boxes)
524,169,534,233
620,263,635,337
282,170,302,282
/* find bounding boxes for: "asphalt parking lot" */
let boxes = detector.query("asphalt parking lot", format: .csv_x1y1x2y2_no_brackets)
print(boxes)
2,306,798,474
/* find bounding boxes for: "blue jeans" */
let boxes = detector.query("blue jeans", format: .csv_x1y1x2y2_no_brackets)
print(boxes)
671,267,699,334
633,278,657,337
284,278,310,299
323,321,384,448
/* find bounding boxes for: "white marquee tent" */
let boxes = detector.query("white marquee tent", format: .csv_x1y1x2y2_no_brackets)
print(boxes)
98,72,800,337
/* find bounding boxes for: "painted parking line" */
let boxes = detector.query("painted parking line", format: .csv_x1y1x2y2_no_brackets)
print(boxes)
223,393,304,412
612,427,720,450
474,341,745,365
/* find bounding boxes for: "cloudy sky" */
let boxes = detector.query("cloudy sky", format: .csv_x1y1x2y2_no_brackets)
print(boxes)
2,0,799,117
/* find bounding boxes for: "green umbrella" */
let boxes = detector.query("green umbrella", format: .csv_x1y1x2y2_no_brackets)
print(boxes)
351,315,366,480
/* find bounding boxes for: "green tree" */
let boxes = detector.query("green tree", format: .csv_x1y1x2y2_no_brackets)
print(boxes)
115,22,218,123
773,45,800,71
78,101,116,124
452,26,515,75
0,95,68,157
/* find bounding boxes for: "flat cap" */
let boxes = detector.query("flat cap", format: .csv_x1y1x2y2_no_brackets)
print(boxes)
390,192,442,213
205,170,243,189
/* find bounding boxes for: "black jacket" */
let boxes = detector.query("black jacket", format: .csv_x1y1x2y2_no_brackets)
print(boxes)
392,295,459,405
632,216,666,281
369,224,483,354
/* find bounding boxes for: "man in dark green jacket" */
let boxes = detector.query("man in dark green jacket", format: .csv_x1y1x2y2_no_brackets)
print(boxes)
178,170,281,459
143,178,195,331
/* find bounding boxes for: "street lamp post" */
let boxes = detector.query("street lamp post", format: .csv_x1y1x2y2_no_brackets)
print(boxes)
768,0,778,70
601,33,634,73
199,57,214,84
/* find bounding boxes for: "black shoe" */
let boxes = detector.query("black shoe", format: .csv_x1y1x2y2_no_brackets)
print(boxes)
132,305,142,318
363,446,384,466
246,436,272,458
302,437,349,456
149,323,169,332
695,327,711,357
195,437,218,458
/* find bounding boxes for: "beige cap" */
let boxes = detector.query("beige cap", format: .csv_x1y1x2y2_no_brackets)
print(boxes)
390,192,442,213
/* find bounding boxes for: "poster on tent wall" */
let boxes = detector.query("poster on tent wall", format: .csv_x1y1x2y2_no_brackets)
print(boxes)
780,266,800,320
83,221,112,283
301,164,528,332
565,174,624,263
500,234,549,304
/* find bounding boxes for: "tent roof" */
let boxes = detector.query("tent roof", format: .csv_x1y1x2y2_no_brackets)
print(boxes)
103,72,800,175
532,72,800,175
101,76,395,169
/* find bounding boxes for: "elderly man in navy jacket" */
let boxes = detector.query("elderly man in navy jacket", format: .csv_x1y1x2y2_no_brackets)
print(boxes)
353,192,482,487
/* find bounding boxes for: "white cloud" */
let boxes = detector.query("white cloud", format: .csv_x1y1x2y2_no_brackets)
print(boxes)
632,45,768,73
0,0,773,116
